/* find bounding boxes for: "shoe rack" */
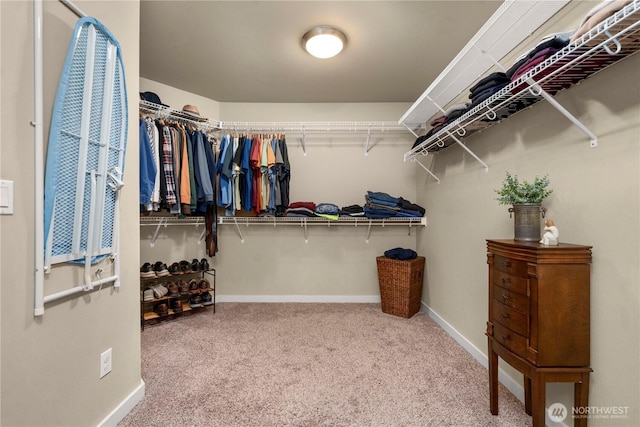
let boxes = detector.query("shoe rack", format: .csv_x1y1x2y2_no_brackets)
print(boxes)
140,264,216,330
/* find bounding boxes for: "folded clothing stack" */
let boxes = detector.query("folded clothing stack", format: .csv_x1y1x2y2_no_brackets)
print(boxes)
384,247,418,260
364,191,425,219
340,204,365,217
468,72,511,108
507,31,574,93
315,203,340,220
286,201,317,217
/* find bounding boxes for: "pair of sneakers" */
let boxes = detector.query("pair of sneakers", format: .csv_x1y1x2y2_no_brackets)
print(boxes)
189,291,213,308
188,278,210,293
166,282,180,297
140,261,171,278
148,284,168,299
201,291,213,306
191,258,210,272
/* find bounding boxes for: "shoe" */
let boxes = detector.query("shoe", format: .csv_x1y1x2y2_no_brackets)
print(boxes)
142,288,154,302
191,258,200,272
168,262,182,275
199,278,210,291
154,303,169,316
189,294,202,308
200,258,209,271
140,262,156,278
201,291,213,306
166,282,179,297
154,261,171,277
178,280,190,295
171,299,183,313
151,284,168,299
150,285,162,299
188,279,200,293
179,260,192,274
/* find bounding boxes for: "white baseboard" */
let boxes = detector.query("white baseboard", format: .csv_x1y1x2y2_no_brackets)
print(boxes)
420,301,525,403
97,379,145,427
216,295,382,303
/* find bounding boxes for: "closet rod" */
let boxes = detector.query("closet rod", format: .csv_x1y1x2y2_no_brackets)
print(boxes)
139,102,409,135
216,121,409,134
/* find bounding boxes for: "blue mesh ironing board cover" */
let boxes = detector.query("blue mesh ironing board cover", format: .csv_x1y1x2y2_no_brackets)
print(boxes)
44,17,127,266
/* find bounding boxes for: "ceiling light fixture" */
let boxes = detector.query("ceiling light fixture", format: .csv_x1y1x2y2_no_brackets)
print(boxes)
301,26,347,59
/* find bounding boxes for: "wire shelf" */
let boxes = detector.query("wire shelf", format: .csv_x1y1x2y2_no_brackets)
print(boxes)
404,0,640,161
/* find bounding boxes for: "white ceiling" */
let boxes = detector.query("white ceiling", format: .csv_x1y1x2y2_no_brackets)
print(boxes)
139,1,502,103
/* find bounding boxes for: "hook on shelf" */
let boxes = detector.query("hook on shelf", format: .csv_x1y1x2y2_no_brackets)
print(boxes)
528,84,543,97
603,29,622,55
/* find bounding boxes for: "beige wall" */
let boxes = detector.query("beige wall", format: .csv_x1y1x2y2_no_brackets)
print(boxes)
1,1,141,426
137,92,420,298
416,52,640,425
140,77,221,121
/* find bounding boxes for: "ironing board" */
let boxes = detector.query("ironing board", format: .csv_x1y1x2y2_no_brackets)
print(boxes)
44,16,127,277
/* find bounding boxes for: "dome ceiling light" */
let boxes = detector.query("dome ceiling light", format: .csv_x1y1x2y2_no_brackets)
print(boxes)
301,26,348,59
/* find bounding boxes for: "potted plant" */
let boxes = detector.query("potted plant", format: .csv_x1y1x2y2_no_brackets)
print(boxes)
495,172,553,241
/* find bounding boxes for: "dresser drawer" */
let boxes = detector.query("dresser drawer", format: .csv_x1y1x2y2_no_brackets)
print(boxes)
493,269,528,296
492,321,528,357
492,301,528,337
493,255,528,277
493,285,529,314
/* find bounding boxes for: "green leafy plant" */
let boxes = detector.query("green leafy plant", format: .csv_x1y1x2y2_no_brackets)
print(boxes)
495,172,553,205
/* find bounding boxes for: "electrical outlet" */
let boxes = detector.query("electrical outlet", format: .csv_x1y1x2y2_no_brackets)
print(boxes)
100,348,112,378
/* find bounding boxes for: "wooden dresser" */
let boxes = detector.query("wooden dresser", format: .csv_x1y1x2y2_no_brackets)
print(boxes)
486,239,592,427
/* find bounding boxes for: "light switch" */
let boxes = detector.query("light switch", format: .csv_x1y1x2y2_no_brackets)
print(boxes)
0,180,14,215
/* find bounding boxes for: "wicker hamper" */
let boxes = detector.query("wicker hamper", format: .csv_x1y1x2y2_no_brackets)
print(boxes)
376,256,425,318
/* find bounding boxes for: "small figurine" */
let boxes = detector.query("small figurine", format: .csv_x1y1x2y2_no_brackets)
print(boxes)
540,219,559,246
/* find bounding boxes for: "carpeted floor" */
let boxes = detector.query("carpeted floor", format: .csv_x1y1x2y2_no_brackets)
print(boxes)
119,303,530,426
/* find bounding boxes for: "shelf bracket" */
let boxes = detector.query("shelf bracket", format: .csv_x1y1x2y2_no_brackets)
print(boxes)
150,217,167,247
197,227,206,245
445,129,489,172
401,122,419,138
364,125,372,156
302,218,309,243
365,220,373,243
525,79,598,147
426,95,447,115
412,157,440,182
301,126,307,156
232,217,245,243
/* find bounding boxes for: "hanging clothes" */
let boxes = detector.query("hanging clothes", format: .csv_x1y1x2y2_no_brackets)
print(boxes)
139,118,156,207
218,133,290,216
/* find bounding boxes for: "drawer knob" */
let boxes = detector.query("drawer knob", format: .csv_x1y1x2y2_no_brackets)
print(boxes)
501,313,509,319
502,278,511,286
502,335,510,341
502,261,511,268
502,295,510,302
